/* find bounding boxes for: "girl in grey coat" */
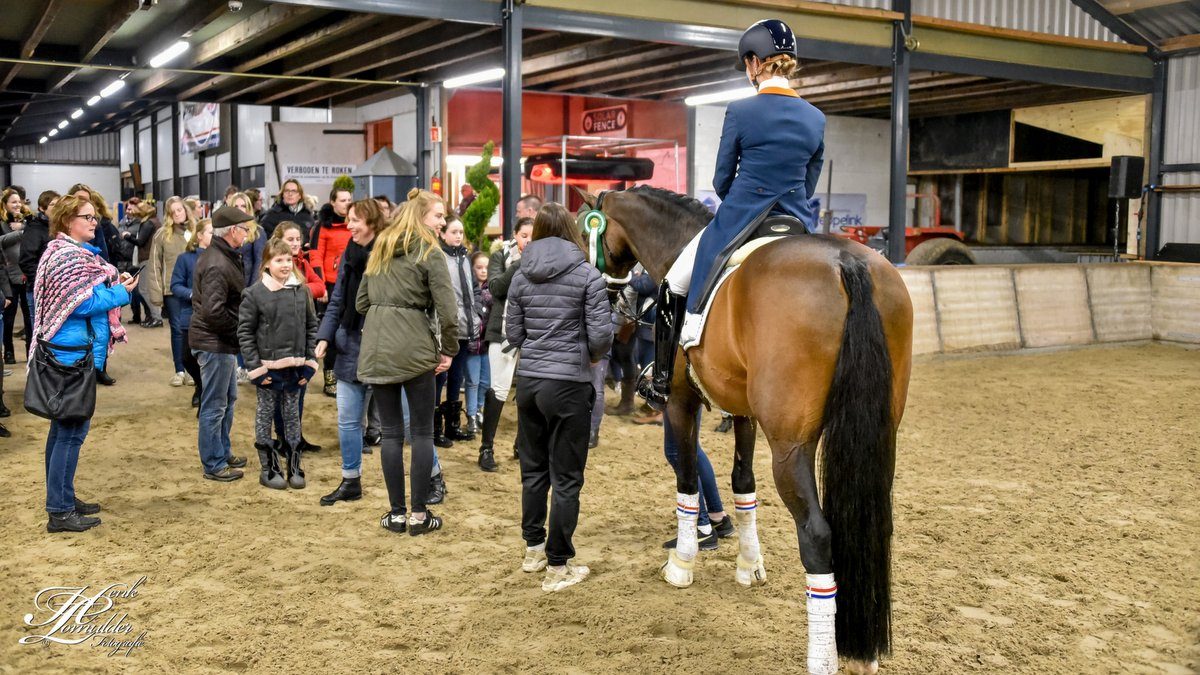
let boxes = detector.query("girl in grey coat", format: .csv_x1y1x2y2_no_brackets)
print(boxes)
506,203,613,592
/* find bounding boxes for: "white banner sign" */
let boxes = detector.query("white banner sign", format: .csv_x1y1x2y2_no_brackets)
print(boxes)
282,164,357,180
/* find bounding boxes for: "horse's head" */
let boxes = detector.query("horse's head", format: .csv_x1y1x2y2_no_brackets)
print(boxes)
574,186,709,285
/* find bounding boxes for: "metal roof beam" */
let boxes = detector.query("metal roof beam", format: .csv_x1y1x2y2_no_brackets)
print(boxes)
1067,0,1160,50
0,0,64,90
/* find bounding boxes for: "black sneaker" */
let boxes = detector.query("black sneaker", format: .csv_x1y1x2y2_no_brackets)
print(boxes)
662,529,719,551
408,511,443,536
142,319,163,328
711,515,736,539
47,511,101,533
0,402,10,418
74,498,101,515
364,430,382,446
380,511,407,533
226,455,248,469
0,422,9,438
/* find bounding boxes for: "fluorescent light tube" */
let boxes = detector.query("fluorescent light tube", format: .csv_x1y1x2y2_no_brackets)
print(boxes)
443,68,505,89
684,87,756,106
149,41,189,68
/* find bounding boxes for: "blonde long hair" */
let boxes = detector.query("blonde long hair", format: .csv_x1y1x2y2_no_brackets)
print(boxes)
366,188,443,276
229,191,260,240
160,196,196,244
185,218,211,253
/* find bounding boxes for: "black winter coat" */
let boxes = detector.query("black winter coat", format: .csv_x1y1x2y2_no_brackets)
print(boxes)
189,237,245,354
18,212,50,285
507,237,613,384
238,274,318,379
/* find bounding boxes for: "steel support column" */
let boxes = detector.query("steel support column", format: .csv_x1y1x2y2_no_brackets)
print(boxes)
150,110,159,198
886,0,911,264
171,103,181,199
1144,58,1167,260
229,103,239,187
414,86,428,191
501,0,523,240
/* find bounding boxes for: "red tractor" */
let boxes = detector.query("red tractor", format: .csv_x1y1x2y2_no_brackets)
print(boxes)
836,193,976,265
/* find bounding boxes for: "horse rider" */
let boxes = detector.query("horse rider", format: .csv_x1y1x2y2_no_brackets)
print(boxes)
638,18,827,406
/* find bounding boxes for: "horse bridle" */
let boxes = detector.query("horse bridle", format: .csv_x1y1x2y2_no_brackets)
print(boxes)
580,190,631,284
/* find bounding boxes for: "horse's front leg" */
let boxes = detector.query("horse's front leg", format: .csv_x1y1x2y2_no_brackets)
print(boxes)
731,415,767,586
661,384,702,588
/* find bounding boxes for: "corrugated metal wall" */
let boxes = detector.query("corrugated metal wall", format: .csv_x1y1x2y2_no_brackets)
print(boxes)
805,0,1123,42
3,133,120,165
1161,53,1200,245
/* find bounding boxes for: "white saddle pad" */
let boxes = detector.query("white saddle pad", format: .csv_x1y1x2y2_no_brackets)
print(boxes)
680,236,785,351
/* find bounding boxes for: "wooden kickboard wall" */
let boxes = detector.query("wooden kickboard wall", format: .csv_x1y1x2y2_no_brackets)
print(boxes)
897,262,1199,355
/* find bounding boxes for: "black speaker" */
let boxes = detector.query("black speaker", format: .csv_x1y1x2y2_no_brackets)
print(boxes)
1108,155,1144,199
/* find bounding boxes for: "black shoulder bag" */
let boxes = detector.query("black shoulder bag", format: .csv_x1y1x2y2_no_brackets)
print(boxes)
25,323,97,423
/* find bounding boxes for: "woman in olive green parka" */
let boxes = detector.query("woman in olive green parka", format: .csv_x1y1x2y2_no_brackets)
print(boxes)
356,188,458,537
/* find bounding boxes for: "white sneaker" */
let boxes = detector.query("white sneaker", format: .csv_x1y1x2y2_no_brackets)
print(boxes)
236,368,250,385
169,371,185,387
522,544,547,573
183,372,195,386
542,562,590,592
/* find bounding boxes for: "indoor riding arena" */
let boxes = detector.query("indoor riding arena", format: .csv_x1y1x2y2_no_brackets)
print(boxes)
1,0,1197,673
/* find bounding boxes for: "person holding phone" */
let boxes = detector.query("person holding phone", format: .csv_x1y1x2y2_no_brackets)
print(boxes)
34,195,137,532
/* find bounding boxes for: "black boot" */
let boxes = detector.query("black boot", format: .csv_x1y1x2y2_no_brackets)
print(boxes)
478,446,497,472
433,402,453,448
588,428,600,449
96,368,116,386
636,281,686,410
427,471,446,504
614,377,637,415
320,476,362,505
446,400,473,441
282,441,305,489
297,437,321,453
479,389,504,449
257,442,286,490
47,510,101,533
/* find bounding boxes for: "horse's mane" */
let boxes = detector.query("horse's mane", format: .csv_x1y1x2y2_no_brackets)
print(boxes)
626,185,714,226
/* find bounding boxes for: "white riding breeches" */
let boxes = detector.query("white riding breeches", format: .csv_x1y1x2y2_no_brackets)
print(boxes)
488,341,518,401
665,227,705,296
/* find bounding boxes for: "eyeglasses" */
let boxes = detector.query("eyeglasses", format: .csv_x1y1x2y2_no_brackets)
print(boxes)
234,224,250,232
74,213,98,223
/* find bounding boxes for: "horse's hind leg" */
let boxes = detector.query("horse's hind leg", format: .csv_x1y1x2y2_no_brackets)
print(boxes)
773,441,840,675
731,416,766,586
660,385,703,588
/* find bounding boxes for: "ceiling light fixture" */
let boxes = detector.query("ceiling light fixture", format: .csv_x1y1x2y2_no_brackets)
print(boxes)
442,68,505,89
71,109,83,119
39,136,48,144
48,129,58,137
100,80,126,98
87,95,101,106
684,86,756,106
149,40,189,68
58,120,69,129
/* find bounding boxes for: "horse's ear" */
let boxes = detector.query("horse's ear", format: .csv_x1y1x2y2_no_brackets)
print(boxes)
572,186,597,209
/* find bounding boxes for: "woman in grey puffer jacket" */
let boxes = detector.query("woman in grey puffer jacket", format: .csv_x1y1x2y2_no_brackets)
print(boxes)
506,203,613,592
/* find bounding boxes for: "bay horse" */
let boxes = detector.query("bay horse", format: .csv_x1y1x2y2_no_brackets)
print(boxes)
578,186,912,675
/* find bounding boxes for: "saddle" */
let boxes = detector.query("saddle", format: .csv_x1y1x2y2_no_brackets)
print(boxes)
692,212,806,313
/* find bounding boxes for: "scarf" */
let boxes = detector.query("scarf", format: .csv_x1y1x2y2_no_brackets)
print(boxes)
338,239,372,332
30,234,127,357
442,242,473,338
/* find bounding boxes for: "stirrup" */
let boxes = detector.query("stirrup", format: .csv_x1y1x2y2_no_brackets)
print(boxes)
635,363,668,410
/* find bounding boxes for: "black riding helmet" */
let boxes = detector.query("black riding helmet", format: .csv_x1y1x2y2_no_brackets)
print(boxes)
735,19,797,71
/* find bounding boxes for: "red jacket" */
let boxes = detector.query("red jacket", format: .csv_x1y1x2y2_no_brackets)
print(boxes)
295,253,326,300
312,218,351,285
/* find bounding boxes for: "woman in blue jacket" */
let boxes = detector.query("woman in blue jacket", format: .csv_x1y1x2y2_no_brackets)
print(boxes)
170,218,212,408
33,195,136,533
643,19,825,405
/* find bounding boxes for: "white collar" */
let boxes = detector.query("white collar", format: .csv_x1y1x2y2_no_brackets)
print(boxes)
757,76,790,91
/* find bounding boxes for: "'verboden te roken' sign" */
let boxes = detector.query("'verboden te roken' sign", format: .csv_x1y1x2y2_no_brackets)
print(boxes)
283,164,357,180
582,105,628,137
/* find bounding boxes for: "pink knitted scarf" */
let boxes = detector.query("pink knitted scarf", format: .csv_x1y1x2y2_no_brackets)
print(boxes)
30,234,127,357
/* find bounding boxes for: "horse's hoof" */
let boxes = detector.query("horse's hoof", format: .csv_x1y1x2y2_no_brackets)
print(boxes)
844,659,879,675
660,550,694,588
735,553,766,587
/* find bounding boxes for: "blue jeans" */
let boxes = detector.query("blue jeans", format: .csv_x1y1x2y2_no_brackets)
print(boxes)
464,352,491,418
663,410,724,527
164,296,188,372
337,380,368,479
196,351,238,474
45,418,91,513
25,290,34,319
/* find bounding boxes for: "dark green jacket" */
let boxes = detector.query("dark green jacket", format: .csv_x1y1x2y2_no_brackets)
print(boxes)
355,241,459,385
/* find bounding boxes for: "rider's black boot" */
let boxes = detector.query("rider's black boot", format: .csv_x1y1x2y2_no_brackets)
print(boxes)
636,281,686,410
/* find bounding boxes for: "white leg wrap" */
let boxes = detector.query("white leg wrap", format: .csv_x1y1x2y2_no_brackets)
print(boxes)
733,492,766,586
806,572,839,675
664,229,704,295
674,492,700,561
733,493,761,562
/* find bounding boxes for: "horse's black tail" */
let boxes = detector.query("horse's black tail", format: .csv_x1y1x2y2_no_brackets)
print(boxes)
820,251,895,662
